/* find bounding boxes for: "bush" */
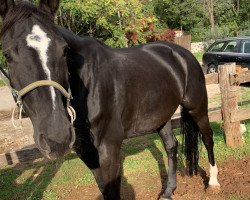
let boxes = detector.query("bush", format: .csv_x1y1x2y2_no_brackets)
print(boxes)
0,50,5,66
191,27,210,42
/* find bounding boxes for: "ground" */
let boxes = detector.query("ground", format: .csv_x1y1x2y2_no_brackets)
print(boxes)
0,84,250,200
61,156,250,200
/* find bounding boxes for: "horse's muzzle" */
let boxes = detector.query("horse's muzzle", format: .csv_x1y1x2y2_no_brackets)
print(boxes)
37,127,75,159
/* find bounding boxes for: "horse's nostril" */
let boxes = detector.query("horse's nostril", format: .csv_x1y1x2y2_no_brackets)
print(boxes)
38,134,51,155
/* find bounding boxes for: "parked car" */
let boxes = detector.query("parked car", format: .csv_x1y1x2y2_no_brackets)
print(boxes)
202,36,250,74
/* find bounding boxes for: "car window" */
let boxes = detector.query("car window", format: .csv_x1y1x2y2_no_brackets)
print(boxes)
241,40,250,53
208,41,226,52
223,41,238,52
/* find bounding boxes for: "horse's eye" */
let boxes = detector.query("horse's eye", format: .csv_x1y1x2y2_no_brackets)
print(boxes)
63,46,69,57
4,53,12,63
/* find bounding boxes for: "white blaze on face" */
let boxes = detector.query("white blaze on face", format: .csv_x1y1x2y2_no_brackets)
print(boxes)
26,25,56,110
209,163,220,186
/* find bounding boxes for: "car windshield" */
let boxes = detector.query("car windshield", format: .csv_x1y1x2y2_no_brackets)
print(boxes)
208,41,226,52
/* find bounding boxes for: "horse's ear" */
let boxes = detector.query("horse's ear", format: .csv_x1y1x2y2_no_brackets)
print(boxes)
0,0,15,19
39,0,60,17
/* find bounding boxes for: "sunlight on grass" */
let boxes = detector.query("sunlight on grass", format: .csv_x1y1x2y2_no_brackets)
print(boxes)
193,51,204,63
0,79,6,87
208,85,250,108
239,85,250,102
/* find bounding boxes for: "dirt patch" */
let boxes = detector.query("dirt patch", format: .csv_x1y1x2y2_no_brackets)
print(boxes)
60,157,250,200
0,86,15,112
206,84,220,98
0,119,34,154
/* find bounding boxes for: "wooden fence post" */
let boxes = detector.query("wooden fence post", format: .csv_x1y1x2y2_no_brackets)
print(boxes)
219,63,242,147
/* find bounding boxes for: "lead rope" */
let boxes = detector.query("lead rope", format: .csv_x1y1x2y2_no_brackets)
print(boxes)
11,101,23,129
66,87,76,125
67,105,76,124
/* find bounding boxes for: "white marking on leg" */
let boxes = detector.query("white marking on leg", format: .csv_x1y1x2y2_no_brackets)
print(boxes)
209,163,220,186
26,25,56,109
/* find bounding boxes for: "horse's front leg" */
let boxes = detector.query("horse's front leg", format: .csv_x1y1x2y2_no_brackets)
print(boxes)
92,139,123,200
158,121,178,200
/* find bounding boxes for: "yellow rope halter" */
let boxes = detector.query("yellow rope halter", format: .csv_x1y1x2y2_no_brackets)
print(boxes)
11,80,76,129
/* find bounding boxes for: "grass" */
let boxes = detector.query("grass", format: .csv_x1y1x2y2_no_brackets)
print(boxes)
0,124,250,200
0,79,6,87
193,51,204,63
208,84,250,108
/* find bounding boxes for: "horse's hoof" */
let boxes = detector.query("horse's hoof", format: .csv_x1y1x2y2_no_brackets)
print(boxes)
159,196,172,200
207,184,221,194
209,181,221,189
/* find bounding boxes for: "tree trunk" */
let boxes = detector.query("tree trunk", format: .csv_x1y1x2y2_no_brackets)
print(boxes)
205,0,215,35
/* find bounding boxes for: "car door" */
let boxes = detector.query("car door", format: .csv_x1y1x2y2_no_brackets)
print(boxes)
219,40,240,64
237,39,250,68
205,40,227,66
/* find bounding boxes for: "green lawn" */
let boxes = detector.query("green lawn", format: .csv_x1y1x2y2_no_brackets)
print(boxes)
208,84,250,108
0,79,6,87
193,51,204,63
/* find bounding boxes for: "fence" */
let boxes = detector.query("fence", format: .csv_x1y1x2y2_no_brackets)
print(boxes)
173,62,249,147
0,63,249,166
174,35,191,51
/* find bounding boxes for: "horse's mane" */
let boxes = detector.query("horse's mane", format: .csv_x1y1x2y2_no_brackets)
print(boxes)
95,38,106,46
0,2,52,37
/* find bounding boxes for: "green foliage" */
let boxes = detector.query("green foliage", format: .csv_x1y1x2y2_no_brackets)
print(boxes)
1,0,250,49
0,48,6,87
150,0,250,41
58,0,156,47
0,51,4,66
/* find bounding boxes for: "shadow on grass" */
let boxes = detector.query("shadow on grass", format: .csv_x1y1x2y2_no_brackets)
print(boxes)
0,154,78,200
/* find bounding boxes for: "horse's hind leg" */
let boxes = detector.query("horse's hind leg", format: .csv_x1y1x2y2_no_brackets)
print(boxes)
190,111,220,186
182,100,220,187
158,121,178,200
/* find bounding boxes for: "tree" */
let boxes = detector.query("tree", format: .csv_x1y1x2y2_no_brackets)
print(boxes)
58,0,156,47
205,0,215,34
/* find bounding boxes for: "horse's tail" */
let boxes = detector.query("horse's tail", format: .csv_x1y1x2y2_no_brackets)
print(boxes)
181,107,200,176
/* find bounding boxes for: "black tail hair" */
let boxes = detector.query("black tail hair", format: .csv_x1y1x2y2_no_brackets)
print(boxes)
181,108,200,176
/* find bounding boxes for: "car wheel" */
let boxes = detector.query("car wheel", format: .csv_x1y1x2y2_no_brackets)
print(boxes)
207,64,217,74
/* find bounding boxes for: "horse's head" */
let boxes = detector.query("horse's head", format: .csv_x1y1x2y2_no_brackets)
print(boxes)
0,0,75,159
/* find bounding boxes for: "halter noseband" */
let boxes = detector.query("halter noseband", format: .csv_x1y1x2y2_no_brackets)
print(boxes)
15,80,71,105
0,66,76,128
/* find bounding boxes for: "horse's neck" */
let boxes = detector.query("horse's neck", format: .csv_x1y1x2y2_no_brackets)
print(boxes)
60,26,109,94
58,26,103,54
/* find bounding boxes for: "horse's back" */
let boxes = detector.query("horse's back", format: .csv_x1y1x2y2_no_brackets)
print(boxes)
96,41,205,137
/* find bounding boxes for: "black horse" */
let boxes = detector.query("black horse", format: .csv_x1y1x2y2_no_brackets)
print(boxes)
0,1,220,199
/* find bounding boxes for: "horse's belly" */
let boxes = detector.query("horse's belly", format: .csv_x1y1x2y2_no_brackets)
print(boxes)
125,91,181,137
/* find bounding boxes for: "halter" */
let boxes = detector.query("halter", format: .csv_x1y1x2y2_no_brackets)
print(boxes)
0,65,76,128
15,80,71,106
